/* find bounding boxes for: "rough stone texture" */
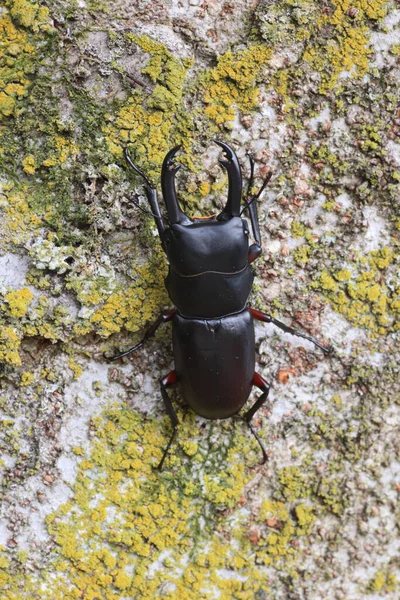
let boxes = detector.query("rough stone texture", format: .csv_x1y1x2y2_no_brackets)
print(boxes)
0,1,399,599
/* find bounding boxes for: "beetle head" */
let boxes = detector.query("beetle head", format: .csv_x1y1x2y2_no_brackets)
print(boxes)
161,142,250,276
160,141,243,226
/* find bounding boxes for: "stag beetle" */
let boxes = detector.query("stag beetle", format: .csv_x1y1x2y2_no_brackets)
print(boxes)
109,141,330,470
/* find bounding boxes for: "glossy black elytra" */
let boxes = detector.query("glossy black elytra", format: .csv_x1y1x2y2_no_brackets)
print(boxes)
109,141,331,470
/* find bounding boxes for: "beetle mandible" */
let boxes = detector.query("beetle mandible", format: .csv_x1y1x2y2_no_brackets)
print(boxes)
109,141,331,470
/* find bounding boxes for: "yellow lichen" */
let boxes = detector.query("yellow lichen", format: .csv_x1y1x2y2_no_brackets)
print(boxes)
85,262,167,338
368,570,397,593
202,44,271,126
20,371,34,386
302,0,388,94
104,35,194,179
294,504,315,534
293,244,311,265
0,2,50,123
0,190,42,249
0,327,22,365
68,358,83,380
291,221,306,238
0,404,315,598
4,287,34,318
319,271,337,292
22,154,36,174
313,247,398,336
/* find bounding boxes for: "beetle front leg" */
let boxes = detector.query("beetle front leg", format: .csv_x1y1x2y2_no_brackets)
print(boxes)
158,370,179,471
249,307,331,354
243,372,271,464
244,152,272,264
106,309,176,361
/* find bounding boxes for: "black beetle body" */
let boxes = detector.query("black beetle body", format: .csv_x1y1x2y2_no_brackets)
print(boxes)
111,142,330,469
172,310,255,420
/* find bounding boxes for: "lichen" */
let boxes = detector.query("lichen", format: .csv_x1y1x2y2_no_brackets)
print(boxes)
104,35,194,177
0,2,49,124
0,188,42,249
0,404,321,598
367,570,397,594
3,287,34,318
312,246,399,336
258,0,388,97
201,44,271,126
0,327,22,366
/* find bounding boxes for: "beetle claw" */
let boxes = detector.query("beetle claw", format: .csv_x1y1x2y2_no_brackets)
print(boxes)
162,145,188,223
214,139,233,158
214,140,242,217
214,139,234,166
165,145,182,173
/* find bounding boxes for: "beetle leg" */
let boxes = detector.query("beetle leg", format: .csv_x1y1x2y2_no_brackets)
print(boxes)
249,307,332,354
158,370,179,471
245,152,261,253
244,372,271,464
106,309,176,361
243,153,273,263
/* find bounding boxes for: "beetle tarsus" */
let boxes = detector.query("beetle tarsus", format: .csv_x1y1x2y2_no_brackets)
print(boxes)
125,148,153,189
247,421,268,464
157,428,178,471
157,370,179,471
106,341,143,362
240,152,272,247
270,316,332,354
246,150,255,198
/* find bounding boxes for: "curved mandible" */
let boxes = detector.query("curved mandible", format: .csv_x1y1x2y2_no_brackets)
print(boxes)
214,140,242,218
161,145,188,225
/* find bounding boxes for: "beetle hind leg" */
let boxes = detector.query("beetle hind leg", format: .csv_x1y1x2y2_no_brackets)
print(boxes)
157,370,179,471
243,372,271,464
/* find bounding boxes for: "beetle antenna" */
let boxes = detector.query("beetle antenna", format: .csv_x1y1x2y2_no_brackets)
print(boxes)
240,171,272,217
125,148,170,229
125,149,153,187
246,151,255,198
128,195,170,224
